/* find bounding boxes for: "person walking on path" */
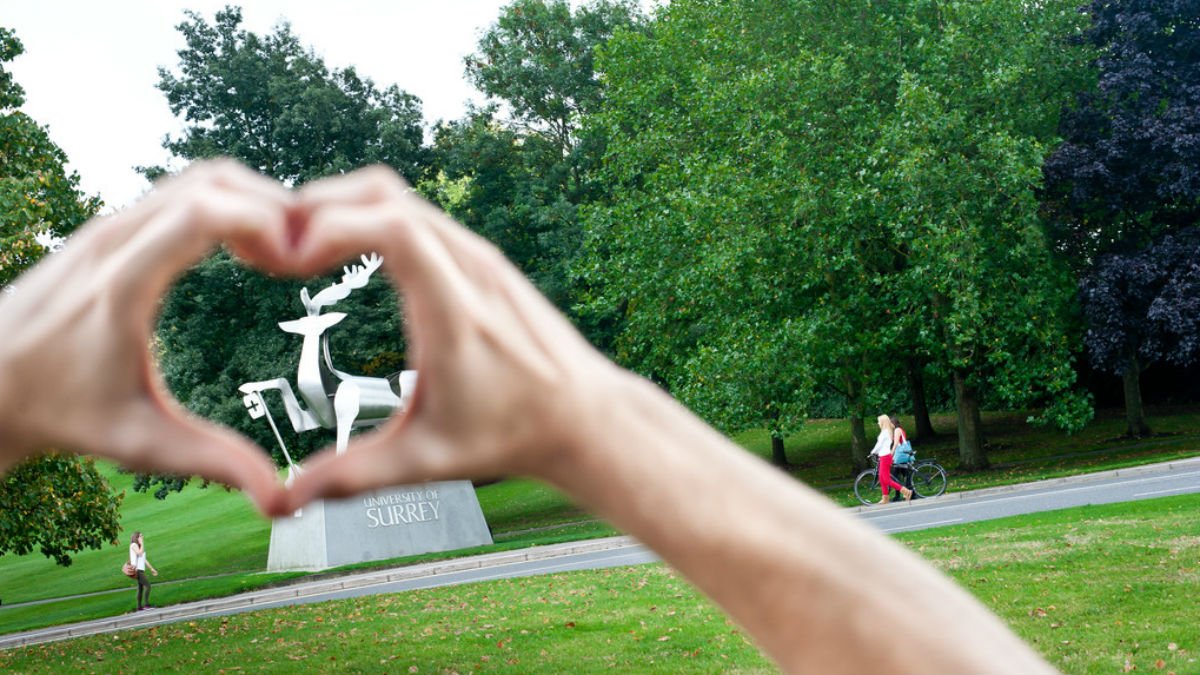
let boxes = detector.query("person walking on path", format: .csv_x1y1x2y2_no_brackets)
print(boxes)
870,414,912,504
129,532,158,611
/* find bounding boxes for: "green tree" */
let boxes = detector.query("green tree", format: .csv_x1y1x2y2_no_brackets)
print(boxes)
0,28,101,286
147,7,425,492
587,0,1092,472
875,1,1095,468
0,455,123,567
465,0,642,164
430,0,644,316
0,27,119,565
583,1,839,466
151,6,427,184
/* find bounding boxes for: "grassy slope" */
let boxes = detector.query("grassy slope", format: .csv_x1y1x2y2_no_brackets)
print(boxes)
0,471,608,633
1,494,1195,674
1,406,1195,633
0,464,271,606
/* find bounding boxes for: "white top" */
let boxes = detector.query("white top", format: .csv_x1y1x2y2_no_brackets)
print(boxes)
130,543,146,571
869,429,893,457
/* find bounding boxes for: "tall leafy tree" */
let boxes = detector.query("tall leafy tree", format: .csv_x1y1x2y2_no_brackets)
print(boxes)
148,7,426,491
1043,0,1200,435
152,6,427,184
875,1,1095,468
431,0,644,315
588,0,1092,472
585,1,898,468
464,0,642,164
0,27,120,565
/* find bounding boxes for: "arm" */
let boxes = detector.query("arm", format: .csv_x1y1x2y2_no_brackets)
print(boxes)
0,161,295,515
282,167,1057,675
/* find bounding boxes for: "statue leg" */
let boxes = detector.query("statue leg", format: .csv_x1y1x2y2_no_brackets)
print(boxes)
334,380,361,455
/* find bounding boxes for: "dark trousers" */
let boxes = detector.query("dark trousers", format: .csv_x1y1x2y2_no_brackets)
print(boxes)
136,570,151,608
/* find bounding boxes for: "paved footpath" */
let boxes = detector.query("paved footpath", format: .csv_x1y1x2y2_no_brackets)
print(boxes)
3,455,1198,651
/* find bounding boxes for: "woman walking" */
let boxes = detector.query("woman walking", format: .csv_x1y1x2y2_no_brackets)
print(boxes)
870,415,912,504
129,531,158,610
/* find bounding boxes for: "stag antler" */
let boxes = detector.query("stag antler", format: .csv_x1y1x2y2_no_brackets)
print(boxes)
301,253,384,315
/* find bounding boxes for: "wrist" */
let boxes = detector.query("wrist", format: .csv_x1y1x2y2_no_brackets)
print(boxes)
535,366,677,497
532,363,645,488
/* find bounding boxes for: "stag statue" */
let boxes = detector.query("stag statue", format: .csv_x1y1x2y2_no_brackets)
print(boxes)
238,253,415,484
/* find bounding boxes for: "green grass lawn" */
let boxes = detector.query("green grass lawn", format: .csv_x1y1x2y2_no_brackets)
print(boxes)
1,494,1195,674
903,493,1200,675
1,405,1195,637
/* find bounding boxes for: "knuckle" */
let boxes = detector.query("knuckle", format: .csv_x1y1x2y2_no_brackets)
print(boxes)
362,165,410,197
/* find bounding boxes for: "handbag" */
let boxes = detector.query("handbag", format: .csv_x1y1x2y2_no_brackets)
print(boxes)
893,440,914,465
122,562,137,578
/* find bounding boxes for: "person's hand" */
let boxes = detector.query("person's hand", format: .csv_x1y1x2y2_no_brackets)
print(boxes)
152,570,159,577
0,160,297,514
277,166,624,512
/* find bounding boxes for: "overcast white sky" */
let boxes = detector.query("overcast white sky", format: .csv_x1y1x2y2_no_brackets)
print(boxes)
5,1,516,210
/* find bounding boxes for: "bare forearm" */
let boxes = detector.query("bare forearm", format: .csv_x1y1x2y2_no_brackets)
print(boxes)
543,372,1055,674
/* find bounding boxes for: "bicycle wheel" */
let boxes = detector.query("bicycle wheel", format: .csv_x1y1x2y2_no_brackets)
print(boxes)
853,469,885,505
911,462,947,498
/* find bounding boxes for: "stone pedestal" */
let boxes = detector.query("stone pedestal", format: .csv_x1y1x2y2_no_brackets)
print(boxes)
267,481,493,572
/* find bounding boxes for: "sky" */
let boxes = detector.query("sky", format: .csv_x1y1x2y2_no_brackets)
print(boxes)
5,1,515,211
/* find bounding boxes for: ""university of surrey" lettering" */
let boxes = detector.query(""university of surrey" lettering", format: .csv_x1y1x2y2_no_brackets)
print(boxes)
365,500,441,528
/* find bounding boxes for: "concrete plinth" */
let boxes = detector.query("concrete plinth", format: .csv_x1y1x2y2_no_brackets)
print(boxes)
267,481,493,572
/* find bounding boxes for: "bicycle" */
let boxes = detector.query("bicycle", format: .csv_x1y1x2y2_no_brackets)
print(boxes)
853,452,947,506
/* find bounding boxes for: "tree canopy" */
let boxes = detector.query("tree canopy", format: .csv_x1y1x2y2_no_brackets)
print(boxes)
150,6,427,185
431,0,645,317
0,27,101,287
1043,0,1200,264
0,27,120,566
587,0,1093,470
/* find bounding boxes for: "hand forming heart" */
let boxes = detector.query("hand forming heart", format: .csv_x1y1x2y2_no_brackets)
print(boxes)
0,160,1064,675
0,160,619,517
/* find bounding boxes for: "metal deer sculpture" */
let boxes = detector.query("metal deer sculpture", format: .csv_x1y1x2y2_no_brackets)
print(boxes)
238,253,416,484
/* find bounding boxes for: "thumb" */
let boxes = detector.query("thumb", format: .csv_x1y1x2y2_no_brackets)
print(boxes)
110,406,286,517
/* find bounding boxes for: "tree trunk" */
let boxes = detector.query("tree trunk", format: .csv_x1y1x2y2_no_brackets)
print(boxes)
849,416,869,473
1121,353,1151,437
906,357,937,439
953,369,988,471
845,374,870,472
770,433,789,468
